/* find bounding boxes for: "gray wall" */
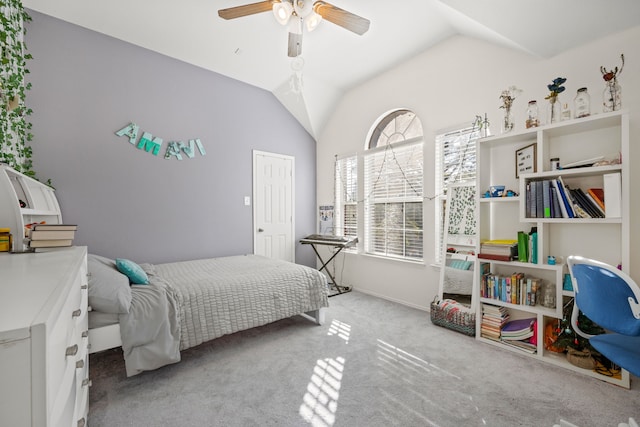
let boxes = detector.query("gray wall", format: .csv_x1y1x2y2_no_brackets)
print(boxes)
25,11,318,266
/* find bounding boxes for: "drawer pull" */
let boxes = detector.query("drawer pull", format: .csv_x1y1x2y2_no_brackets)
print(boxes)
65,344,78,357
81,284,88,290
72,309,82,318
82,378,92,387
78,417,86,427
76,360,85,369
82,330,89,338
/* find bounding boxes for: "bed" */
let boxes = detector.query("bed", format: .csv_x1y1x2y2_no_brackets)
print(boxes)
87,254,329,376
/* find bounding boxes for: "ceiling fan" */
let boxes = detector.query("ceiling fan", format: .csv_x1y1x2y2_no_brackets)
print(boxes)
218,0,370,57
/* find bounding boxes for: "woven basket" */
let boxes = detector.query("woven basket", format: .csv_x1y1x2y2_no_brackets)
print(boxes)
566,348,596,370
430,298,476,336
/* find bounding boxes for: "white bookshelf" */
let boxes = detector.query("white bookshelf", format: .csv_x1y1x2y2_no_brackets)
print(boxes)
0,165,62,251
474,110,630,388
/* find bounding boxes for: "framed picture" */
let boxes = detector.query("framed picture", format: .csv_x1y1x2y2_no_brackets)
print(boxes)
515,143,537,178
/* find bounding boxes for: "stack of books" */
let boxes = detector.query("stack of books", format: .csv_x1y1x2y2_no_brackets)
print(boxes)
480,304,509,341
500,317,537,353
478,240,518,261
27,224,77,252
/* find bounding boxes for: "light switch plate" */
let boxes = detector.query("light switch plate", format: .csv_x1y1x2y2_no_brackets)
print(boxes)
244,196,251,206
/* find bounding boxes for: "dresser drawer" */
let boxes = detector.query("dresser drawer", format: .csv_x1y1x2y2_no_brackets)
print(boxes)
47,271,88,415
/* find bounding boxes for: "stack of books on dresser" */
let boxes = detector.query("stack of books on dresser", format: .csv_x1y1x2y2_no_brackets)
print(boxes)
27,224,77,252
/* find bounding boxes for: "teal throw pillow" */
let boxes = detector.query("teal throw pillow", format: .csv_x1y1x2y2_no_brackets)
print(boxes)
115,258,149,285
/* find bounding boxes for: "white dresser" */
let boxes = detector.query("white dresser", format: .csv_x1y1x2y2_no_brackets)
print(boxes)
0,246,89,427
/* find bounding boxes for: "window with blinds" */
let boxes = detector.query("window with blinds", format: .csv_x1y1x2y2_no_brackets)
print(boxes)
434,126,479,263
335,155,357,239
364,140,423,261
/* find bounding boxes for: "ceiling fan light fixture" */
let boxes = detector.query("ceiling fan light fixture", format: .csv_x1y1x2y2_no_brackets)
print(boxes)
273,1,293,26
288,15,303,34
305,12,322,32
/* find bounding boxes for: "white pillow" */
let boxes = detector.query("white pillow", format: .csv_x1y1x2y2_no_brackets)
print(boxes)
88,254,132,314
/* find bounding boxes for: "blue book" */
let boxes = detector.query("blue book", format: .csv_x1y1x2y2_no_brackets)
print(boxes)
554,178,574,218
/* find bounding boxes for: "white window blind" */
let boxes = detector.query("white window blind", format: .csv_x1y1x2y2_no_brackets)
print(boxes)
364,140,423,261
335,155,358,239
434,127,479,263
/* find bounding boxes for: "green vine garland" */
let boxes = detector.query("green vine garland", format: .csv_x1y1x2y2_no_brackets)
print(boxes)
0,1,34,177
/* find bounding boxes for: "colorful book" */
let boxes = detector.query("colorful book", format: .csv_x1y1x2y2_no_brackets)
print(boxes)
517,231,529,263
542,180,551,218
587,188,605,211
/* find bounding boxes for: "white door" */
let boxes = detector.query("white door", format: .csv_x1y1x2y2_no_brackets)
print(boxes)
253,151,295,262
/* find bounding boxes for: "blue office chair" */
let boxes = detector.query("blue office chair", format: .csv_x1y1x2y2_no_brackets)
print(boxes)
567,255,640,378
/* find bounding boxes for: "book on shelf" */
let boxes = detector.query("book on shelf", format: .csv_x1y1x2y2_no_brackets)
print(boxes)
31,224,78,231
603,172,622,218
584,191,605,217
570,188,604,218
550,180,568,218
517,232,528,263
500,339,537,354
479,240,517,260
28,229,76,240
542,180,551,218
477,253,512,262
27,238,73,248
552,179,573,218
587,188,605,211
535,181,544,218
501,317,536,340
557,176,590,218
481,304,509,341
550,184,562,218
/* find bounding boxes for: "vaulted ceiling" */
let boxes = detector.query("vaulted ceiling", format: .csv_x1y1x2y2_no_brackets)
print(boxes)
23,0,640,139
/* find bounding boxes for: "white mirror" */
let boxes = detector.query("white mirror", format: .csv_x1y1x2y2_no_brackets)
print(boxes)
438,182,477,309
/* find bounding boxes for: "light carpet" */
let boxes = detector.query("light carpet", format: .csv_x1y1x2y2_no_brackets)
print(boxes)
89,291,640,426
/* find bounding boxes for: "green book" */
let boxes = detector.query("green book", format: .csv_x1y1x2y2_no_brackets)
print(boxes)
517,231,529,263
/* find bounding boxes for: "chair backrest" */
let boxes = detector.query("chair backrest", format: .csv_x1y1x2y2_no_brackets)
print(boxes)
567,255,640,336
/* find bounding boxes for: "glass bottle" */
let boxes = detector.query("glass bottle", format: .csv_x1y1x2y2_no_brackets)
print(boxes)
574,87,590,118
525,100,539,128
547,96,561,124
602,79,622,112
561,103,571,121
502,106,514,134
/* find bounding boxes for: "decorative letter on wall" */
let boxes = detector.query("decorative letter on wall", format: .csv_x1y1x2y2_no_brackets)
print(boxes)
115,122,206,161
137,132,163,156
164,141,183,160
180,139,206,158
115,123,140,144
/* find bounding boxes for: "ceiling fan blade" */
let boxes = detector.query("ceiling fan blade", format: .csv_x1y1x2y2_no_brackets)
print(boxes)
313,1,370,35
288,32,302,57
218,1,276,20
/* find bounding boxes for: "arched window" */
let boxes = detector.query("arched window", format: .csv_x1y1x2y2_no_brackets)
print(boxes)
364,109,424,260
368,109,423,149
